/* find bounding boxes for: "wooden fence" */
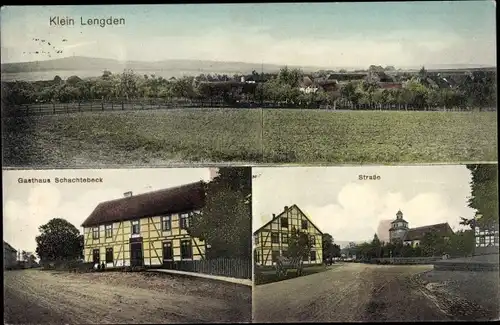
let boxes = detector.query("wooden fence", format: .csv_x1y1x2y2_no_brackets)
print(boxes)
4,98,495,117
164,257,252,279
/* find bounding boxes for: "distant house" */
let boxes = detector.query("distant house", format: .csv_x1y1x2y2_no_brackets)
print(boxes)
389,210,454,247
254,205,323,266
299,76,320,93
3,241,17,269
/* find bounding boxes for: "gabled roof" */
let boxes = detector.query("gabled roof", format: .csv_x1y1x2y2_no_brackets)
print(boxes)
403,223,453,241
253,204,323,235
81,181,206,227
3,241,17,253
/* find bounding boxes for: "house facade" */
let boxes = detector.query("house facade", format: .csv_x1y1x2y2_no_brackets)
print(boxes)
3,241,17,269
254,205,323,266
389,210,454,246
81,182,207,268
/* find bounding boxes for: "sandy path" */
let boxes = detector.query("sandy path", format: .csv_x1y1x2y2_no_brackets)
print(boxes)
4,270,251,324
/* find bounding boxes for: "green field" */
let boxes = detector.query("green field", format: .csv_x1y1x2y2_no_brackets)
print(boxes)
2,108,497,166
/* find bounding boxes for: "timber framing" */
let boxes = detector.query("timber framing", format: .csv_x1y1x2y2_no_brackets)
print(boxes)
254,204,323,266
82,182,207,268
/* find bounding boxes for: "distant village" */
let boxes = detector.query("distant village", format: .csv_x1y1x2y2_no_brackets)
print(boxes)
2,64,497,111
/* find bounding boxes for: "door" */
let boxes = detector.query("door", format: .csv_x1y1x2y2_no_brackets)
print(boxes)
92,249,100,264
162,241,174,269
130,243,143,267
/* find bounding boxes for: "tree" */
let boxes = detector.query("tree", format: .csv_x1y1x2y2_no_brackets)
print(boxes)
288,227,312,261
322,233,334,263
35,218,83,263
371,233,382,258
448,230,475,257
118,69,139,100
420,230,446,257
464,164,498,229
188,168,252,259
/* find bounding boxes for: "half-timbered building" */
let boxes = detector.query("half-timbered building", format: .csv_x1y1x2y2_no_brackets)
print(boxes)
81,181,206,268
253,205,323,266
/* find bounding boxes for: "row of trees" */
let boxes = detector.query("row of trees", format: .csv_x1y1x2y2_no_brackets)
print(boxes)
35,167,252,265
2,66,496,110
345,229,475,261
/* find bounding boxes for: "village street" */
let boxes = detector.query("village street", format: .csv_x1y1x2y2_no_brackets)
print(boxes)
4,269,252,324
253,262,499,322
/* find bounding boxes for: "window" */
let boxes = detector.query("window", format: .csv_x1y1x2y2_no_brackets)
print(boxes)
180,240,192,259
281,233,289,244
105,224,113,238
162,215,172,231
131,220,140,235
92,227,99,239
310,235,316,245
256,251,260,263
272,250,280,262
271,233,279,244
180,213,190,229
281,217,288,228
301,220,308,230
105,247,113,263
92,249,100,263
163,241,173,260
310,251,317,262
254,236,259,245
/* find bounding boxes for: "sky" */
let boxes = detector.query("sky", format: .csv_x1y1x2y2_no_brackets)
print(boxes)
1,2,496,67
252,166,477,247
3,168,213,255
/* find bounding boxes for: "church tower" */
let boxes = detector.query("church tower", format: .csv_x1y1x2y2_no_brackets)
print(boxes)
389,210,409,242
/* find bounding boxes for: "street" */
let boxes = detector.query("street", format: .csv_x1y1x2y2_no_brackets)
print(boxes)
253,262,499,322
4,269,251,324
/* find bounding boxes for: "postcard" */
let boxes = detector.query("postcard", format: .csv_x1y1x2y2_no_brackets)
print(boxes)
1,2,497,168
3,167,253,323
251,164,499,322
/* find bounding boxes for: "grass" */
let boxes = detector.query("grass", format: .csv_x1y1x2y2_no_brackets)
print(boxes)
2,108,497,166
254,264,329,285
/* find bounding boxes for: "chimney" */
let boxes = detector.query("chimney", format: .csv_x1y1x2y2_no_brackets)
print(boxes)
124,191,133,198
272,213,276,219
284,206,288,212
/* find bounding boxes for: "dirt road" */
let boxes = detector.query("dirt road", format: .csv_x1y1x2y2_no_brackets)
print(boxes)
4,269,251,324
253,263,499,322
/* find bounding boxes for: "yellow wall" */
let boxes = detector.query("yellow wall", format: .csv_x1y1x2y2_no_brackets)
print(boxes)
254,205,323,266
83,212,206,267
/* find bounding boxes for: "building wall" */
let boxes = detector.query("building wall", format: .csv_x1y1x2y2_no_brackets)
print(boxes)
254,206,323,266
83,211,205,267
3,247,17,269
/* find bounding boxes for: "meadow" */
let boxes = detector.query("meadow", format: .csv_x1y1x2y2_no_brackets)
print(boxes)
2,108,497,167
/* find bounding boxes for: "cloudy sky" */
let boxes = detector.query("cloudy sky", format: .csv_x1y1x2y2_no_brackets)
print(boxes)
1,2,496,67
252,166,477,247
3,168,213,254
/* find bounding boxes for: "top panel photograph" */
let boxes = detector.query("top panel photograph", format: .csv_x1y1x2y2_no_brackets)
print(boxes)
1,2,497,168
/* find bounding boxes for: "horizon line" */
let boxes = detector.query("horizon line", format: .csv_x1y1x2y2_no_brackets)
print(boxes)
1,55,496,71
